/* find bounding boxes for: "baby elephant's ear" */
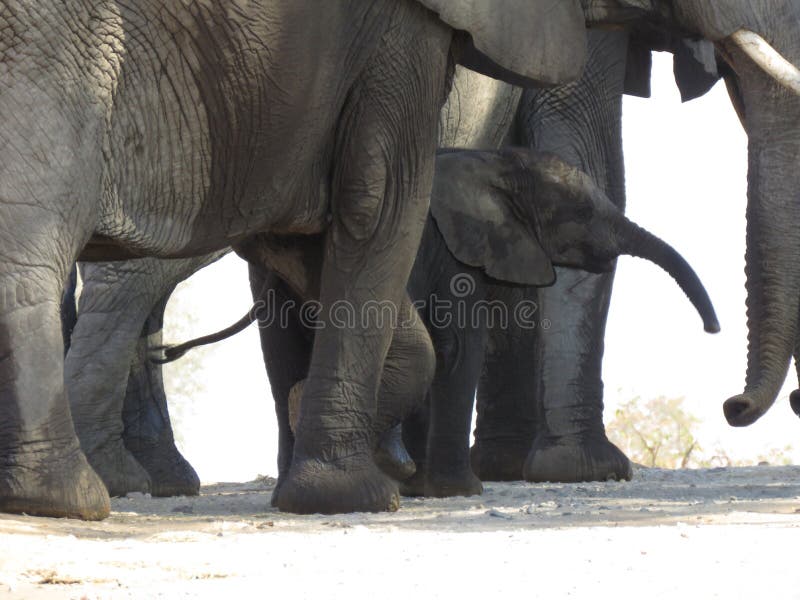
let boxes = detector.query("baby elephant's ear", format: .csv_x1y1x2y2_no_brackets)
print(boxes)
430,151,556,287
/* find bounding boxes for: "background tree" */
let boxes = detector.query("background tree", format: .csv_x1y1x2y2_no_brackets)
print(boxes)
606,395,793,468
606,396,701,468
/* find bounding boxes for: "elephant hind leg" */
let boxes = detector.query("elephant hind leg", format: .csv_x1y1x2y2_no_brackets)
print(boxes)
0,262,109,520
0,42,111,517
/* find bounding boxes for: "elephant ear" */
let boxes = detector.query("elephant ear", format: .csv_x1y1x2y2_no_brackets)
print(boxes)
417,0,588,87
672,39,719,102
624,35,654,98
624,34,719,101
430,151,556,287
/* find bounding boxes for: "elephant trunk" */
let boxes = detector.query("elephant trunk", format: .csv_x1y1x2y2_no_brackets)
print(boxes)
613,214,720,334
722,90,800,427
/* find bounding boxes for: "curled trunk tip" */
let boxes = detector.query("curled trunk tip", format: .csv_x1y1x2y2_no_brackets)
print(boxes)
616,217,720,335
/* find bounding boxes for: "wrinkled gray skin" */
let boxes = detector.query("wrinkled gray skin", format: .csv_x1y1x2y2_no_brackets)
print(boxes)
2,0,602,520
56,0,800,516
244,147,718,499
67,3,789,501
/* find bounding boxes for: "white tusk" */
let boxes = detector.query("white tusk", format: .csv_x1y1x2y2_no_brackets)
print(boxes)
728,29,800,96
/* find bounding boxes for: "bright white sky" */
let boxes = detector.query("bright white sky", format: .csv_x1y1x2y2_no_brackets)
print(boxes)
163,52,799,484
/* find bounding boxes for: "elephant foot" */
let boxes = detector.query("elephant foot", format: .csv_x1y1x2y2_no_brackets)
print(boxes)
789,389,800,418
85,439,152,497
270,473,287,508
125,434,200,497
399,464,482,498
425,468,483,498
398,468,426,497
470,438,532,481
0,442,110,520
275,453,400,514
523,434,632,483
374,425,416,482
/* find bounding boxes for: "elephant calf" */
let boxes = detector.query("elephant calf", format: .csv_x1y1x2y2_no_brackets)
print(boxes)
171,146,719,499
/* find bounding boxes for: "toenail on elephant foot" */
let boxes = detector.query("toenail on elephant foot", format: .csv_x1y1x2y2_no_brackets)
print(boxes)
85,439,152,497
0,443,110,520
125,436,200,497
470,438,532,481
523,434,632,483
424,469,483,498
275,455,400,514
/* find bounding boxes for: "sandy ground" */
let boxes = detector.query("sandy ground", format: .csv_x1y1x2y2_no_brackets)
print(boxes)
1,465,799,599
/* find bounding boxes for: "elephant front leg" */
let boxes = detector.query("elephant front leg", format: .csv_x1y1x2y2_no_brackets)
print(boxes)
472,287,539,481
273,28,449,514
423,320,485,498
522,270,631,483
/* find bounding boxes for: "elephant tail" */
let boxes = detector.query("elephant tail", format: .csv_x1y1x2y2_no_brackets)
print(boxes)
150,307,257,364
616,216,721,334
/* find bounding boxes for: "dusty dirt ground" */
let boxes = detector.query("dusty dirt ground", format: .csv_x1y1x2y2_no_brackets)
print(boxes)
1,465,799,599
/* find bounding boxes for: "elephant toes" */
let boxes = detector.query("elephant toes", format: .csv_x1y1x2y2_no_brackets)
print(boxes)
126,436,200,498
470,438,532,481
274,455,400,514
85,439,152,497
0,442,110,520
424,469,483,498
523,434,632,483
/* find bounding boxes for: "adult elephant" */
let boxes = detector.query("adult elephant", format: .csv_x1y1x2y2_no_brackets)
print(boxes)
0,0,593,520
66,5,798,501
581,1,800,429
442,0,800,481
